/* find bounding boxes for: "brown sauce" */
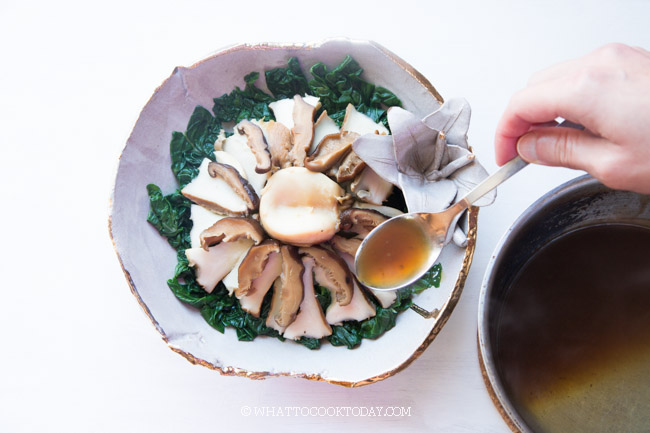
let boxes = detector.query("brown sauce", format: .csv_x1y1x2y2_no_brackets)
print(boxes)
356,217,432,289
495,224,650,432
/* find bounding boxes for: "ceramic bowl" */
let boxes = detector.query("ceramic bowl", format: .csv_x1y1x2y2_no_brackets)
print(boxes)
109,38,479,386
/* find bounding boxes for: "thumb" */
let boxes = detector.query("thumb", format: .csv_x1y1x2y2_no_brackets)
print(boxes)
516,128,612,172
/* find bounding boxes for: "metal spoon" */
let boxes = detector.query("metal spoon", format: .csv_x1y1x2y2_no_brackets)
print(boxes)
354,120,585,291
354,155,528,291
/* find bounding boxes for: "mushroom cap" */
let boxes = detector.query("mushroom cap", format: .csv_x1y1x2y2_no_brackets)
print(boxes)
256,120,293,170
182,159,253,216
185,238,254,293
304,131,358,172
325,279,376,325
236,239,281,298
329,235,362,257
339,207,389,238
289,95,317,167
237,250,282,317
199,217,265,251
189,204,225,249
299,246,353,306
310,110,340,155
283,256,332,340
266,245,305,331
222,130,270,196
259,167,344,246
335,151,366,183
236,120,272,174
205,161,259,214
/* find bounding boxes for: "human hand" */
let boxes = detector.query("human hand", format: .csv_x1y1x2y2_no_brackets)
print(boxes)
494,43,650,194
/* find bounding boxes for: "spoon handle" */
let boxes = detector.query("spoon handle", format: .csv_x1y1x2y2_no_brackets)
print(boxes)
454,120,584,211
453,156,529,212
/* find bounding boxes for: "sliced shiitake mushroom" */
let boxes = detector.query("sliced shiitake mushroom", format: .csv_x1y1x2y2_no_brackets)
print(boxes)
310,110,340,155
283,256,333,340
329,235,362,257
207,162,259,213
199,217,265,251
236,240,282,317
236,120,272,174
182,160,252,216
304,131,358,172
185,239,254,293
266,245,305,332
339,208,389,238
289,95,316,167
298,246,353,306
336,151,366,183
325,279,376,325
236,239,281,298
258,120,293,170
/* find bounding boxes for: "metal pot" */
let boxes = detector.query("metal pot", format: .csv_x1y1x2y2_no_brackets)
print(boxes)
477,174,650,432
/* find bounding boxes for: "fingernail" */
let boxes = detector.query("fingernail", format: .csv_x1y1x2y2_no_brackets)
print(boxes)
517,134,539,163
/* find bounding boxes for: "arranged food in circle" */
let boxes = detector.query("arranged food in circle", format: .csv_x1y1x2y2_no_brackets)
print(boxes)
146,56,445,349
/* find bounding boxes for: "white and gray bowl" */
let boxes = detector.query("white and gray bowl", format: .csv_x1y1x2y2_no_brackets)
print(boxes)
109,38,480,387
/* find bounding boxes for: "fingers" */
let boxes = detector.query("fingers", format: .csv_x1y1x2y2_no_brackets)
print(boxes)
516,127,612,173
515,127,650,193
495,43,650,165
494,73,601,165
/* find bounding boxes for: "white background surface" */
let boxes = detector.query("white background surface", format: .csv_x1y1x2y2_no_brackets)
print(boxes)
2,1,649,432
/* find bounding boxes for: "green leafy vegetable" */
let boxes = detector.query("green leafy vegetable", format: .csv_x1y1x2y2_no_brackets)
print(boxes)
308,55,402,128
170,106,221,188
146,56,445,350
328,321,362,349
212,72,274,124
404,263,442,294
146,185,192,251
168,251,218,308
315,284,332,312
265,57,310,100
296,337,321,350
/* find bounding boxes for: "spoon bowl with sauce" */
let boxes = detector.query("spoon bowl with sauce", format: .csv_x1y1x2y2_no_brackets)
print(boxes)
355,155,529,291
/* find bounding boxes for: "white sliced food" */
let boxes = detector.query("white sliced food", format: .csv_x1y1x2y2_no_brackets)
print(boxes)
341,104,389,136
182,159,248,214
189,204,226,249
283,257,332,339
222,131,270,196
351,167,394,205
237,251,282,316
252,119,293,170
214,129,227,151
325,279,376,325
269,95,320,130
302,95,321,109
185,238,254,293
269,98,296,129
214,150,247,179
310,111,340,155
222,244,253,295
353,201,404,218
